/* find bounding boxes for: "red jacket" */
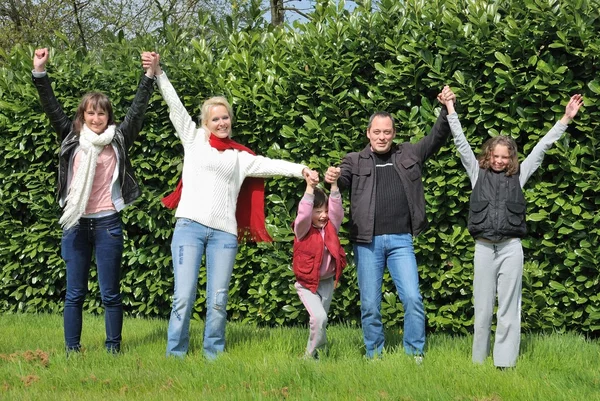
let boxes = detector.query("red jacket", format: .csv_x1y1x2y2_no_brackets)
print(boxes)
292,221,347,293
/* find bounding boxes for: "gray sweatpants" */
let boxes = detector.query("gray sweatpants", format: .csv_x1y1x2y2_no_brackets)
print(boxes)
472,238,523,368
295,277,335,357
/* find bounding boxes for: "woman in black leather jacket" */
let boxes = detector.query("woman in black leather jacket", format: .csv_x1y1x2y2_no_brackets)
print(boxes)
32,48,156,354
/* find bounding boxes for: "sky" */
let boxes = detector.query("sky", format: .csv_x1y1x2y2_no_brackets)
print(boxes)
277,0,359,23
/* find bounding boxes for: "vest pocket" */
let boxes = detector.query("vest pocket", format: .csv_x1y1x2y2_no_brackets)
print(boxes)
293,250,315,275
469,200,489,224
506,201,526,226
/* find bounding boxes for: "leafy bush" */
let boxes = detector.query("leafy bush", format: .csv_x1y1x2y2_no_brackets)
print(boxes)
0,0,598,335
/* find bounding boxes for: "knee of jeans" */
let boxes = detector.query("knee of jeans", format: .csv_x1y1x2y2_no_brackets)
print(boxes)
360,293,381,310
402,292,424,311
212,289,228,311
65,288,87,305
360,301,381,318
101,293,122,307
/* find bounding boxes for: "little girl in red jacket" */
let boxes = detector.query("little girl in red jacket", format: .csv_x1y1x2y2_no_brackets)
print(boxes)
292,168,347,359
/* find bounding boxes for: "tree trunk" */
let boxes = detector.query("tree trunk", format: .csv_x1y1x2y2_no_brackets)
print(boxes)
270,0,284,26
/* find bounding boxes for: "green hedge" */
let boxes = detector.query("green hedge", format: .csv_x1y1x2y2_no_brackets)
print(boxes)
0,0,598,335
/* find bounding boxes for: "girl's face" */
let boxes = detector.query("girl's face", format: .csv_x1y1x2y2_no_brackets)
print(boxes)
206,105,232,138
84,106,109,134
311,205,329,229
490,144,510,172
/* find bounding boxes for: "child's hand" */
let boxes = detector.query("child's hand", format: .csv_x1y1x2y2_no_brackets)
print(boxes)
325,166,340,184
560,94,583,124
302,168,319,193
325,166,341,191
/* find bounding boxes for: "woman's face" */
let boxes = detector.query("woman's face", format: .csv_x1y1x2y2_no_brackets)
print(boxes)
490,144,510,172
84,105,109,134
206,105,232,138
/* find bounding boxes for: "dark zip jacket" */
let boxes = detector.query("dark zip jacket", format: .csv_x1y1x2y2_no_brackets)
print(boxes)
468,168,527,241
32,72,154,209
338,106,450,243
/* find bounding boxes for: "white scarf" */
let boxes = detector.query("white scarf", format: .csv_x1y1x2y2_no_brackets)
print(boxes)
59,124,116,229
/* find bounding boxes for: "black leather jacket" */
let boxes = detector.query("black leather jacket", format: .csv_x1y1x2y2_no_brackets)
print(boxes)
32,73,154,209
338,107,450,243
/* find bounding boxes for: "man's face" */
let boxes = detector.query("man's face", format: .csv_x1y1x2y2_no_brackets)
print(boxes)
367,116,395,154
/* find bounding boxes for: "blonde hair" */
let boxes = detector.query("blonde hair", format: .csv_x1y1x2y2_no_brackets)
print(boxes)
477,135,519,176
200,96,234,131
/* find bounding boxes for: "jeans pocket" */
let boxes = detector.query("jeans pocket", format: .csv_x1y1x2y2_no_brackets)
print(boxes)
62,225,79,239
106,226,123,239
175,218,194,228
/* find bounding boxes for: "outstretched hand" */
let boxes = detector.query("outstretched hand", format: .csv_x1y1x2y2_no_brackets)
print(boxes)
142,51,160,77
302,168,319,187
561,94,583,124
437,85,456,113
325,166,340,184
33,48,49,72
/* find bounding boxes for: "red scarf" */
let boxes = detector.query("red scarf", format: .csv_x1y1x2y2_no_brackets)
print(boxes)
161,134,272,243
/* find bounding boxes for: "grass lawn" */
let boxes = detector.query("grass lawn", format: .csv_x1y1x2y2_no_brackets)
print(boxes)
0,313,598,400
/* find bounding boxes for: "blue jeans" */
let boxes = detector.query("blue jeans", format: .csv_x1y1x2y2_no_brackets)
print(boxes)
167,219,238,359
354,234,425,358
61,213,124,352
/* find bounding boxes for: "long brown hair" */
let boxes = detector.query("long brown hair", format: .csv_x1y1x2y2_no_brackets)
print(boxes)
477,135,519,176
73,92,114,134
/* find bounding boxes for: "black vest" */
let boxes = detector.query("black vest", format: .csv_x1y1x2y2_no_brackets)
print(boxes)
468,168,527,241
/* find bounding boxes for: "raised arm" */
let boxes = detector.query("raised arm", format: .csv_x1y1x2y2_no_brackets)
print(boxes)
326,167,344,232
141,51,158,79
31,48,72,140
152,57,201,146
33,48,49,73
438,86,479,187
413,88,452,162
520,94,583,187
327,167,340,193
117,51,156,149
335,155,354,191
293,174,318,240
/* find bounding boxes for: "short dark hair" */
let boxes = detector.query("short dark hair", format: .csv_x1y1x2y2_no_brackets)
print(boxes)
367,111,395,132
313,187,328,209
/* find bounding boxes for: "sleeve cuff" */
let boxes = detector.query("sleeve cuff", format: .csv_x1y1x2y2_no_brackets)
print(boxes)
302,193,315,202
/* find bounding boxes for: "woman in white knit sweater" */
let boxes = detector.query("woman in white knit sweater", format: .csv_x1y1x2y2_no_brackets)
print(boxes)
147,54,318,359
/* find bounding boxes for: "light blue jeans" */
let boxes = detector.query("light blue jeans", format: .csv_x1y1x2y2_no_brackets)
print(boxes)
354,233,425,358
166,218,238,359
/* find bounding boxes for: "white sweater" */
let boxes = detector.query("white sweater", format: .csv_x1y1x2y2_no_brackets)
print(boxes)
156,72,306,236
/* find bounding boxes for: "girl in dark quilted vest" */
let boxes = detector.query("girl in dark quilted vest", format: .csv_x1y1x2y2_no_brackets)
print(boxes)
292,168,347,359
440,87,582,369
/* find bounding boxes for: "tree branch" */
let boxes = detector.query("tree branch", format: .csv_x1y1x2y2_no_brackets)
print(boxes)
282,7,312,21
